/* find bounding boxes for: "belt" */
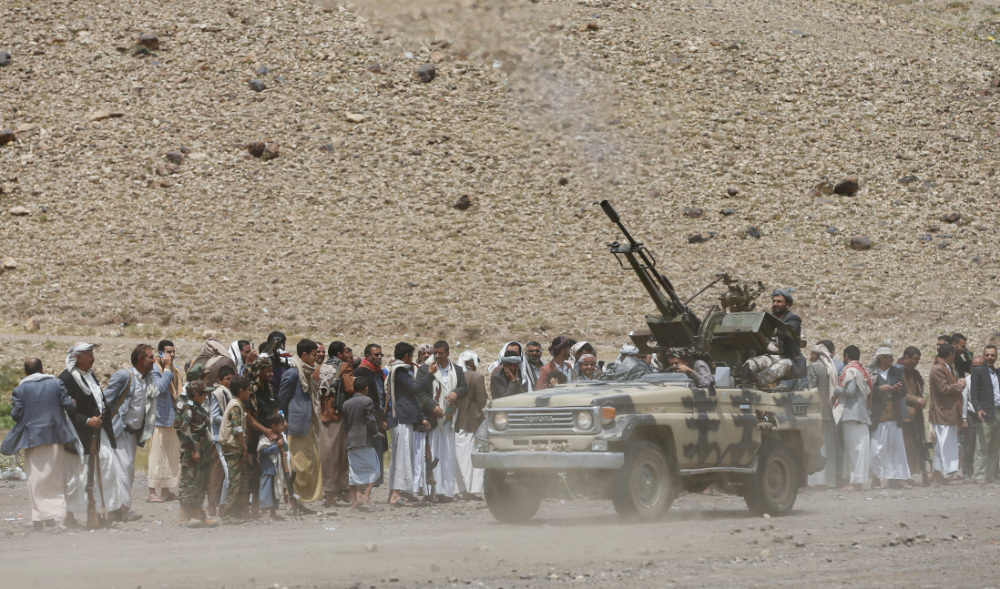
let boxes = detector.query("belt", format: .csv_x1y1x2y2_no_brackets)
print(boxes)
125,424,143,436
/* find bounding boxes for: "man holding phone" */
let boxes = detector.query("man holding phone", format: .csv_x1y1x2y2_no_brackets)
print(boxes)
148,340,182,503
490,350,525,399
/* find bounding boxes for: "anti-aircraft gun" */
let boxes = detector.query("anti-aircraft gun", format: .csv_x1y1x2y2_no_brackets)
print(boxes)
600,199,797,383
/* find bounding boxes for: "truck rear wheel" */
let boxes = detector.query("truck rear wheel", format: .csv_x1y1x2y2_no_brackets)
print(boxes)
483,470,542,524
743,438,799,516
611,441,674,520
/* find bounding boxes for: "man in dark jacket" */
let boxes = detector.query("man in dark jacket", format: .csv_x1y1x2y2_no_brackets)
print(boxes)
59,343,122,525
491,351,525,399
354,343,387,487
772,288,806,383
971,345,1000,483
386,342,434,506
1,358,79,529
455,351,487,500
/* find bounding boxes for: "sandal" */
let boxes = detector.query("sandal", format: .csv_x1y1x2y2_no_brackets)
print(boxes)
390,498,410,508
146,494,164,503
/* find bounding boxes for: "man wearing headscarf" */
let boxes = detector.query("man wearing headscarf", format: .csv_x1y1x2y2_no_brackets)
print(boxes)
487,341,533,393
524,341,544,390
279,339,324,503
455,351,487,499
806,344,839,487
576,354,600,382
868,346,911,489
193,338,238,388
415,343,434,365
59,343,122,525
228,340,257,377
537,336,574,390
832,345,871,491
602,344,653,381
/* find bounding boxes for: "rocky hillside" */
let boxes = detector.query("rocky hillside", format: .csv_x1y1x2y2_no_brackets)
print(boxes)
1,0,998,361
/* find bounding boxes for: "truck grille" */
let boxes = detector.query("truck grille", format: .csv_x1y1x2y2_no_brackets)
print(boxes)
506,409,576,433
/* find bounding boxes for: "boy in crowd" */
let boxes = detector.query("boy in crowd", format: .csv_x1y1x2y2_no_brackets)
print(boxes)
257,411,288,521
343,377,381,512
174,380,219,528
220,376,251,521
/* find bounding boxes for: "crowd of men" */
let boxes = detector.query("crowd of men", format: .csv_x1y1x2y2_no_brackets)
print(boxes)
3,303,1000,529
0,333,622,528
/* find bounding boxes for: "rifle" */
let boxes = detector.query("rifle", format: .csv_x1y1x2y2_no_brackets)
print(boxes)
281,438,302,519
85,371,132,529
424,432,437,501
85,435,100,529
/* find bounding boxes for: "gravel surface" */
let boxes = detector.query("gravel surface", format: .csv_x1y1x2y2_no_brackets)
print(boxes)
2,474,999,588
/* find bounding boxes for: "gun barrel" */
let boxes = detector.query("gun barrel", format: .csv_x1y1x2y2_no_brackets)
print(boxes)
600,199,637,245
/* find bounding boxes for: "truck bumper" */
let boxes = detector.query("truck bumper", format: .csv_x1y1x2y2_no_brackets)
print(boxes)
472,451,625,470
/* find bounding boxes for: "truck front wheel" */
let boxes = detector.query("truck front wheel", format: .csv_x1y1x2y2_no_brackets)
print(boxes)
483,470,542,523
611,441,674,520
742,438,799,516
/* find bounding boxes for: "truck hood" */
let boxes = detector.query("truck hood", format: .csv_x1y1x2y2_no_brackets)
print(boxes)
490,381,694,411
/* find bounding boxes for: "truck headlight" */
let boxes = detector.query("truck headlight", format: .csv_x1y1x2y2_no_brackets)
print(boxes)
574,410,594,431
491,411,508,431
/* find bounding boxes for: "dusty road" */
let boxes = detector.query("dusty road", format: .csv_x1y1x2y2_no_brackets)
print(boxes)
1,473,998,589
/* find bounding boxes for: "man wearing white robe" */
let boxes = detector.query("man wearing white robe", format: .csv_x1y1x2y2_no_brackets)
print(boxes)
105,344,159,521
417,341,467,501
455,351,487,499
868,347,911,488
60,343,122,525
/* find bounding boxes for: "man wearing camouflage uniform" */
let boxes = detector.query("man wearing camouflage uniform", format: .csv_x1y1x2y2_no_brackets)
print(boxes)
173,365,218,528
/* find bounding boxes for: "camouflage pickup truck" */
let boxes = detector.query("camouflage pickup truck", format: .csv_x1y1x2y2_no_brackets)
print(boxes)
471,201,824,523
472,374,824,522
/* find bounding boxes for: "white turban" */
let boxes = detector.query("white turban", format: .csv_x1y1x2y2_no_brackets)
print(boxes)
457,350,480,369
65,342,95,372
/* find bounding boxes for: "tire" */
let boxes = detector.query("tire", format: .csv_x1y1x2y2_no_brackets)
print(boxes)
611,441,675,520
743,438,799,516
483,469,542,524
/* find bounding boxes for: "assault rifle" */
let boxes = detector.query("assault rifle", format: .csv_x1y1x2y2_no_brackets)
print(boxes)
87,371,133,529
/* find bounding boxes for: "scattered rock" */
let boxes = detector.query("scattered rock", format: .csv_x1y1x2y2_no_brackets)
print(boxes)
9,206,30,216
414,64,436,83
0,129,14,146
584,22,600,32
834,177,860,196
263,143,280,160
849,235,872,250
165,151,185,165
453,195,472,210
345,113,367,123
367,63,384,74
726,187,739,197
825,226,839,235
940,212,961,224
137,33,159,50
687,232,716,244
24,317,40,332
745,225,761,239
249,79,267,92
898,175,919,186
256,65,270,76
2,256,17,269
0,51,10,67
558,177,569,186
247,142,266,158
808,181,834,197
89,110,124,122
682,206,704,219
365,543,378,552
721,208,736,216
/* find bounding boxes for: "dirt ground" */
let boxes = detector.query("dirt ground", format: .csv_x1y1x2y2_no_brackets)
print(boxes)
1,471,998,589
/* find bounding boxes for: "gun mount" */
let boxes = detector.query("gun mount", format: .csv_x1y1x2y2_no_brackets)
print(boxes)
600,200,795,382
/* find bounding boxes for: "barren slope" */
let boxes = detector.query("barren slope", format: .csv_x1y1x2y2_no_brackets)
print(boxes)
1,0,998,357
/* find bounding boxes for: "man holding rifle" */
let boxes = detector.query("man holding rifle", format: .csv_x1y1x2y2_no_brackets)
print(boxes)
59,343,122,527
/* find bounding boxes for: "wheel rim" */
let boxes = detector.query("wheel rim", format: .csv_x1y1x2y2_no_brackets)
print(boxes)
764,456,791,502
634,460,662,509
